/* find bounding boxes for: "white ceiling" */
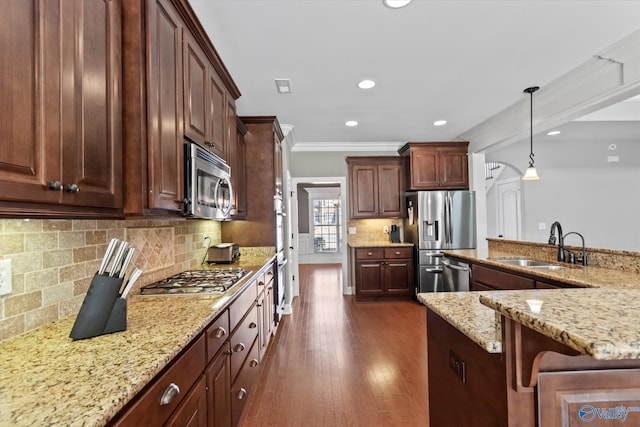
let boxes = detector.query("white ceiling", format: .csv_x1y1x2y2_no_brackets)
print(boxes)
189,0,640,149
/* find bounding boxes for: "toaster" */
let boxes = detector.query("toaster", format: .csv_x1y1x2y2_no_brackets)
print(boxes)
207,243,240,264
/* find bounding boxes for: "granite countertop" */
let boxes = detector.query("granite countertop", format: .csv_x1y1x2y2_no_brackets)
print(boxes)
348,241,414,248
0,254,274,427
419,249,640,359
478,288,640,360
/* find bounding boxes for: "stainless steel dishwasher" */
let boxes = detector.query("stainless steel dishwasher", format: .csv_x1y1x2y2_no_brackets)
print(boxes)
442,256,471,291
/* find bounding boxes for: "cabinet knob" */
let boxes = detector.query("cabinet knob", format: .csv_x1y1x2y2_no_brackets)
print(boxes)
237,388,247,400
249,322,257,329
233,343,246,353
267,271,273,276
367,252,373,256
249,359,259,368
395,251,401,255
47,181,62,191
225,349,233,356
65,183,80,193
212,326,226,339
258,281,265,286
159,383,180,406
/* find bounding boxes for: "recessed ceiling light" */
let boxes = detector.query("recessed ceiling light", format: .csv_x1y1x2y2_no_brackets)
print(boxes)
383,0,413,9
433,120,447,126
275,79,292,94
358,79,376,89
547,130,561,136
345,121,358,127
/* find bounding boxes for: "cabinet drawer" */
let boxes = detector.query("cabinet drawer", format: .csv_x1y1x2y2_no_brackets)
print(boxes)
355,248,384,259
112,335,206,426
384,247,412,259
231,338,261,427
205,309,230,363
230,279,257,332
230,305,259,382
473,264,535,290
264,263,275,287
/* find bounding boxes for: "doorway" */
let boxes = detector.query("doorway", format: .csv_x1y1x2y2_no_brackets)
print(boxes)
485,163,523,240
289,177,349,300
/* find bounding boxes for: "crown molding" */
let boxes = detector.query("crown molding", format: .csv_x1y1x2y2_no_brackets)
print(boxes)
291,141,405,152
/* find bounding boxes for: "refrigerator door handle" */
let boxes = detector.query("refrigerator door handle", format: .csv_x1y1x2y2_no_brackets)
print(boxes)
448,193,454,245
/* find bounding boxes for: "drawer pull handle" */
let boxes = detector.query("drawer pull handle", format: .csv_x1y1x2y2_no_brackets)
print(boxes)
213,327,227,339
160,383,180,406
267,271,273,276
395,251,400,255
234,343,246,353
249,322,257,329
367,252,373,256
256,303,263,307
225,349,233,356
237,388,247,400
258,281,265,286
250,359,259,368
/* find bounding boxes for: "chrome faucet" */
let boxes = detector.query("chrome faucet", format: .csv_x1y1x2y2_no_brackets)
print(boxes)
548,221,565,262
563,232,588,266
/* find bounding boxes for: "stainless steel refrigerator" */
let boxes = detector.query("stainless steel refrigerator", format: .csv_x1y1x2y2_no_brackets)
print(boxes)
403,191,476,293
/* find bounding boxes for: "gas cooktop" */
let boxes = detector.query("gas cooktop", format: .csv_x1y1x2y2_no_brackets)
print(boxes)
139,268,248,295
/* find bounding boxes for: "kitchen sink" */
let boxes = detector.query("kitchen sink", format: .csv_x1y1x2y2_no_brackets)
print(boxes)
493,258,565,270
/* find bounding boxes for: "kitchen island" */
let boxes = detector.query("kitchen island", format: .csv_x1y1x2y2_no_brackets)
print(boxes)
419,247,640,426
0,254,274,427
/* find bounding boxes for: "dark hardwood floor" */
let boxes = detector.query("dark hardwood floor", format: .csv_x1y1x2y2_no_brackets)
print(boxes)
239,263,430,426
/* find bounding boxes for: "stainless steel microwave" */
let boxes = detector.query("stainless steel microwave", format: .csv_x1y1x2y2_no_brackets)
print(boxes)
184,141,233,220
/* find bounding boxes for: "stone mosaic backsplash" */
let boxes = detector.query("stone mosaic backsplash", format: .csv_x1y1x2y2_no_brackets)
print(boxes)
0,219,221,342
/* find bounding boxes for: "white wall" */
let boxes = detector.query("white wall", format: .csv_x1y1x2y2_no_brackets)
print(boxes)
485,137,640,250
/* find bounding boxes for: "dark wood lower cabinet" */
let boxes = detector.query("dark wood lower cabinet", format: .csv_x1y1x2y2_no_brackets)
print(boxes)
427,308,640,427
352,247,414,301
206,343,232,427
427,309,509,427
231,338,260,427
166,376,207,427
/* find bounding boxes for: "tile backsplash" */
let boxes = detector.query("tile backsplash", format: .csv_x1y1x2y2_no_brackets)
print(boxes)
346,218,404,245
0,219,221,342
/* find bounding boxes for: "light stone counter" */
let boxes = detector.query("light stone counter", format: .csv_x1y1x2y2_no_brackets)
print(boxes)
478,288,640,360
417,292,502,353
0,254,274,427
418,248,640,360
347,241,414,248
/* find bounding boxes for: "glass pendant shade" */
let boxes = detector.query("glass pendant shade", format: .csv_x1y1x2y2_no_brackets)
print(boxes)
522,166,540,180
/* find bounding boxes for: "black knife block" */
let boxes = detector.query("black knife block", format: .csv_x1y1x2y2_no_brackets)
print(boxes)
69,274,127,340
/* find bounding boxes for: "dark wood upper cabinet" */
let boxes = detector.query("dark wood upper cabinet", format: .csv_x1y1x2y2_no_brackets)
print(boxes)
398,142,469,190
346,157,405,219
0,0,122,217
230,115,247,219
123,0,240,217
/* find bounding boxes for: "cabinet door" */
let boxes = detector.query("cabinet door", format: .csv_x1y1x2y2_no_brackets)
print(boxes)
0,1,60,205
378,162,405,217
0,0,122,210
230,120,247,219
350,164,378,218
383,259,414,295
208,72,227,158
147,0,183,211
410,148,439,189
165,376,207,427
61,0,122,209
355,261,384,295
183,31,208,146
206,344,232,427
439,147,468,189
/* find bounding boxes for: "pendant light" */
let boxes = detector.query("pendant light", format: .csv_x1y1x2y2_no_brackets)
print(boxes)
522,86,540,181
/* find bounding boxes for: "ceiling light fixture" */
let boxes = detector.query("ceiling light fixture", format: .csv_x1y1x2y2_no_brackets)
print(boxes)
522,86,540,181
275,79,292,94
433,120,447,126
547,130,561,136
358,79,376,89
345,120,358,127
383,0,413,9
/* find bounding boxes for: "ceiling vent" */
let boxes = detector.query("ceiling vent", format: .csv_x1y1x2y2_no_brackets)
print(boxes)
275,79,292,94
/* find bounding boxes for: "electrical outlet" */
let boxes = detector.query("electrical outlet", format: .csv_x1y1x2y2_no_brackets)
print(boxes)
383,226,389,234
0,259,12,296
202,234,210,248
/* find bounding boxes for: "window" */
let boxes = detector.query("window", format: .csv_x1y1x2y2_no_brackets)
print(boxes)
312,198,341,253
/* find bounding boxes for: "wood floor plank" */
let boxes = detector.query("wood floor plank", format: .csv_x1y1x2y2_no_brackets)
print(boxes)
239,263,430,426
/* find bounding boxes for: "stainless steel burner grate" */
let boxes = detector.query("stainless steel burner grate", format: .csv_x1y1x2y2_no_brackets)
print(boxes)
140,268,247,295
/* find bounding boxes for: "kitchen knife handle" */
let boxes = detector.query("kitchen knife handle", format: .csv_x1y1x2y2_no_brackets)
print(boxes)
160,383,180,406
